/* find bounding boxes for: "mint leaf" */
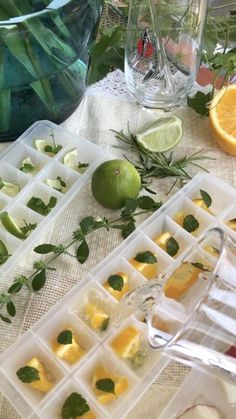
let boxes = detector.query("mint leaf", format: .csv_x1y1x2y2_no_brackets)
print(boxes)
32,270,46,291
16,366,40,383
20,163,35,173
108,274,124,291
27,196,57,216
34,244,56,254
183,215,199,233
135,251,157,264
7,301,16,317
96,378,115,394
200,189,212,208
76,240,89,264
61,392,90,419
187,91,212,116
57,330,73,345
166,237,179,257
100,317,109,332
122,221,135,239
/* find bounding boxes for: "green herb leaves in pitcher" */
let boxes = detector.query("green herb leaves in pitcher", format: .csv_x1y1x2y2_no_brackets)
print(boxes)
27,196,57,216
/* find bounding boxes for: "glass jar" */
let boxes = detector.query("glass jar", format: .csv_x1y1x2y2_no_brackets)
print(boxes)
125,0,208,109
0,0,102,141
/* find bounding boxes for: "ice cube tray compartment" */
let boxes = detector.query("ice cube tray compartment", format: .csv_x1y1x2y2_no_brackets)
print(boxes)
1,173,236,419
76,347,139,417
36,308,98,373
2,144,50,176
0,332,65,408
0,162,30,198
38,378,104,419
144,214,195,259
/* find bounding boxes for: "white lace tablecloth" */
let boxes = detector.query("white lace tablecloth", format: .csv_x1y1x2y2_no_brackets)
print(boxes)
0,70,235,419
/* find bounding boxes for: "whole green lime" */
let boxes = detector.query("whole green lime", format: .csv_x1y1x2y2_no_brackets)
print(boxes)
91,159,141,209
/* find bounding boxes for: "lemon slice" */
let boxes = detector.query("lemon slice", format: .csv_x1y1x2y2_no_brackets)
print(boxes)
0,180,20,197
63,149,78,170
0,212,25,239
136,115,183,153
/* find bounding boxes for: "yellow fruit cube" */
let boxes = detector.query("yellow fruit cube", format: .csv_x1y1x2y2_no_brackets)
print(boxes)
85,303,109,331
154,232,172,249
164,262,202,300
227,219,236,231
103,272,129,301
129,258,157,280
26,357,54,392
92,364,128,404
53,330,85,364
110,326,140,359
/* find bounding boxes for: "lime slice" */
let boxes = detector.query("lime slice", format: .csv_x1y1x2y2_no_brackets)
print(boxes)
136,115,183,153
0,212,25,239
45,178,66,193
0,181,20,197
63,149,78,171
35,139,48,153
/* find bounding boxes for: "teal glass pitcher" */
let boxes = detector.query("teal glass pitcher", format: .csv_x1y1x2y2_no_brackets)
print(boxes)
0,0,103,141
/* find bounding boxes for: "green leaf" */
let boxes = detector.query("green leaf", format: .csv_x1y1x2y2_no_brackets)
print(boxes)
57,330,73,345
100,317,109,332
122,221,136,239
8,282,23,294
122,198,138,217
183,215,199,233
135,251,157,264
61,392,90,419
32,270,46,291
200,189,212,208
138,196,156,210
191,262,211,272
0,314,11,323
6,301,16,317
16,366,40,384
48,196,57,209
76,240,89,264
80,216,97,234
187,91,212,117
166,237,179,257
96,378,115,394
34,244,56,254
27,196,57,216
20,163,35,173
108,274,124,291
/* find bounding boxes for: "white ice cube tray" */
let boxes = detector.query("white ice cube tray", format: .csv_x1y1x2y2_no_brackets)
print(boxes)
0,120,105,275
1,173,236,419
158,369,236,418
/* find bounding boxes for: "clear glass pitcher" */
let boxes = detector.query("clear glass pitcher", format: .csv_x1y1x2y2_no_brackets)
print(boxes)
125,0,208,109
127,227,236,383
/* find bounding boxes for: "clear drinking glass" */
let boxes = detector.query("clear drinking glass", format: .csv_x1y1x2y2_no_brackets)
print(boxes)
126,228,236,382
125,0,208,109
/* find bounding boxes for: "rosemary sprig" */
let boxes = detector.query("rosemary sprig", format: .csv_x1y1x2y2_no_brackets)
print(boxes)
112,128,214,193
0,196,161,324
